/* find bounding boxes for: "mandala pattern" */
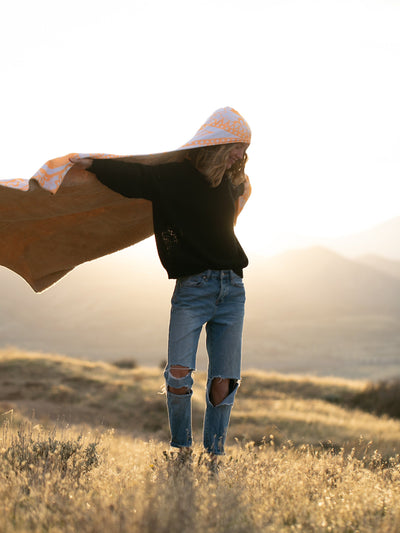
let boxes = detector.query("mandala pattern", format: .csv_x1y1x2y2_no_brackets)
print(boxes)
179,107,251,149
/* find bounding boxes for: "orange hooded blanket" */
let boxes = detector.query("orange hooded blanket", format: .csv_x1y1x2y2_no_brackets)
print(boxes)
0,108,251,292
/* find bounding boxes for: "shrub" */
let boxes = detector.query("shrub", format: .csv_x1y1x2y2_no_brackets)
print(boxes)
351,379,400,419
112,358,138,369
2,431,99,482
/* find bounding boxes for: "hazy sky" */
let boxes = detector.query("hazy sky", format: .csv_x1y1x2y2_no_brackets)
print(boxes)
1,0,399,255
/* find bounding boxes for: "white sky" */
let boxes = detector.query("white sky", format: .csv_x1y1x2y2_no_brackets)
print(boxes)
1,0,400,255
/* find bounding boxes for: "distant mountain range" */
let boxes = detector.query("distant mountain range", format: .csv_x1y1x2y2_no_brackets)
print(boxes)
322,216,400,259
2,215,400,378
246,246,400,317
357,254,400,279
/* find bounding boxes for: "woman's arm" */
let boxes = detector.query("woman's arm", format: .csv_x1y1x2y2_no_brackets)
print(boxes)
72,158,156,200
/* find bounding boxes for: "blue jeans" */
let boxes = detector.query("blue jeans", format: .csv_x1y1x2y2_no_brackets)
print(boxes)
164,269,245,455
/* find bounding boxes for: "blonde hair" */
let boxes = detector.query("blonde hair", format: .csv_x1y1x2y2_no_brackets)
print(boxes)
184,143,248,187
118,143,248,188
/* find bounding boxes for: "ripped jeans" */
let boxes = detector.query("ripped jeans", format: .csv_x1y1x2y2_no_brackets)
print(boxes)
164,269,245,455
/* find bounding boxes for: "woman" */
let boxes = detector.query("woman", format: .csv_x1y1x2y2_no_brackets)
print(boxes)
76,107,251,457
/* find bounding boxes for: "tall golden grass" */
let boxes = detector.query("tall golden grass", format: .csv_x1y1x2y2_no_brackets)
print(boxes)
1,348,400,532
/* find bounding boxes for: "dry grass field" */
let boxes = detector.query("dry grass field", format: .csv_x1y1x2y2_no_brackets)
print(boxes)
1,348,400,532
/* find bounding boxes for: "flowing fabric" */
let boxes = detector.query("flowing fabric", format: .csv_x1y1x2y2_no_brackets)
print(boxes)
0,107,251,292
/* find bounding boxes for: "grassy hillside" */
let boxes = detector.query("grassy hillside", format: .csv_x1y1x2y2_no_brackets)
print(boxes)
1,348,400,455
1,349,400,532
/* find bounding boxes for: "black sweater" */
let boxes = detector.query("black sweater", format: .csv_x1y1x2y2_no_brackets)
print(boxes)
90,158,248,278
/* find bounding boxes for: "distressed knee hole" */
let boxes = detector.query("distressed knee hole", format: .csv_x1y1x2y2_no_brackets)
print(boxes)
164,366,194,395
170,365,190,378
209,378,239,406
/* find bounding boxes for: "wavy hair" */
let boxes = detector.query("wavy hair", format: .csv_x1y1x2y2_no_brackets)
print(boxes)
184,143,248,187
119,143,248,188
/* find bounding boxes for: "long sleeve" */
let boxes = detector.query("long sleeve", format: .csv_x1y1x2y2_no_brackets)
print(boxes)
90,159,157,200
90,159,248,279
